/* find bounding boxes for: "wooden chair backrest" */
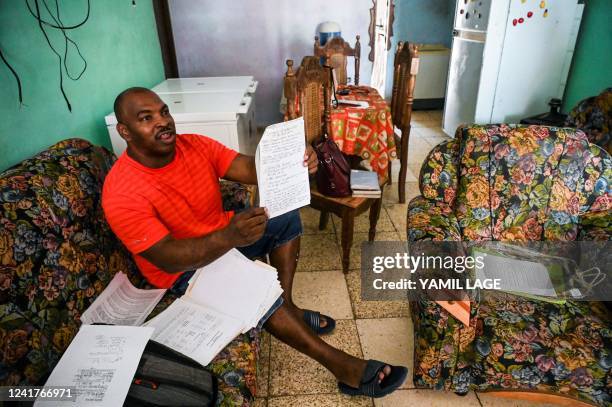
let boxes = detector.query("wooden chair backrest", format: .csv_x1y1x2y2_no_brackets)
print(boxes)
284,57,332,144
314,35,361,86
390,41,419,129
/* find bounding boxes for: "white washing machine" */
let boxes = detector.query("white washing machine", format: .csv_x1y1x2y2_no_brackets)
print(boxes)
151,76,258,95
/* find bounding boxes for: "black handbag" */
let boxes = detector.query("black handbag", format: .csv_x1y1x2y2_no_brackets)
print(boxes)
124,340,217,407
313,135,351,197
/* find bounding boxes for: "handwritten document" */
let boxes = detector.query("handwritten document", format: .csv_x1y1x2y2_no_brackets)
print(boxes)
256,117,310,218
80,272,166,326
144,297,243,366
36,325,153,406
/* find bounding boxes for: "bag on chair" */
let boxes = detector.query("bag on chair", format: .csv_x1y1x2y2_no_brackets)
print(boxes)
313,135,351,197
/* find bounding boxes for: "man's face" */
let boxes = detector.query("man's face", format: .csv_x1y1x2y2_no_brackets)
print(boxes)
116,91,177,160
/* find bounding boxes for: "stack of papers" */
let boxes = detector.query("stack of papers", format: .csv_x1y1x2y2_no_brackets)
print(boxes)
350,170,381,197
145,249,283,366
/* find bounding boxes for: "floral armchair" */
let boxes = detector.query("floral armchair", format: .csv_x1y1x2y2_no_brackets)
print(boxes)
0,138,259,406
406,125,611,406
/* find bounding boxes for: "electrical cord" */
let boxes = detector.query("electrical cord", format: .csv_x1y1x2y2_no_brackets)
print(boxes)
25,0,90,30
0,46,24,106
42,0,87,80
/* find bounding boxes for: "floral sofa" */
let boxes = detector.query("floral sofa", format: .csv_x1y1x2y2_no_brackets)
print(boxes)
406,125,611,405
0,138,259,406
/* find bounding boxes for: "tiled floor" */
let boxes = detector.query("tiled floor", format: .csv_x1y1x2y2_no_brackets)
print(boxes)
254,112,547,406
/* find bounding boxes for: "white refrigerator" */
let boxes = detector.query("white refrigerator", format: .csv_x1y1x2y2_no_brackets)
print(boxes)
105,77,259,156
443,0,584,136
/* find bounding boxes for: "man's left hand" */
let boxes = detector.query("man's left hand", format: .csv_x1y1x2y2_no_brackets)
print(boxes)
304,145,318,174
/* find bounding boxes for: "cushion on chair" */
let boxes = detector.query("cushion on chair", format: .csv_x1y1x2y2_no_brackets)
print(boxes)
407,124,612,406
0,139,260,405
565,88,611,155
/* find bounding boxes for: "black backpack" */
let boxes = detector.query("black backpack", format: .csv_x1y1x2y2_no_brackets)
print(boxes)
124,340,218,407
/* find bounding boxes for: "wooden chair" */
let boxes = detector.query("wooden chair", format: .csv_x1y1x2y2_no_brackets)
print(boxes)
313,35,361,86
284,56,384,273
387,41,419,203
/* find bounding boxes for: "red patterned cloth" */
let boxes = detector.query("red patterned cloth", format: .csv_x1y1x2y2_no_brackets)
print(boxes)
330,85,397,176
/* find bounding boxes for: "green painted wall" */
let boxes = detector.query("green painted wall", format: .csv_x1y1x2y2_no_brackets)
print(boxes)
563,0,612,111
0,0,164,171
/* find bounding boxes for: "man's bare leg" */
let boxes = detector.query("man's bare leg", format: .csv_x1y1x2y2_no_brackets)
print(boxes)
269,237,329,328
263,302,391,388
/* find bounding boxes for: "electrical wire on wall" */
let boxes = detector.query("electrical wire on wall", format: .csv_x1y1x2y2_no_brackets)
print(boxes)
15,0,90,111
0,46,24,106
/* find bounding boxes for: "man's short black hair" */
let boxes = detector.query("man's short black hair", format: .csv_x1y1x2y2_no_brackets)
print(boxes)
113,87,152,123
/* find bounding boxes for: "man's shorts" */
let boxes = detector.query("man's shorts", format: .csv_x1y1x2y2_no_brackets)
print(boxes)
169,209,302,326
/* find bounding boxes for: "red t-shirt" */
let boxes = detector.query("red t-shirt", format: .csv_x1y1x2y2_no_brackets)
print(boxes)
102,134,239,288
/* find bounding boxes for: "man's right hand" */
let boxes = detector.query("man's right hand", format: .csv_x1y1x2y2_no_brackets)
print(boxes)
224,207,268,247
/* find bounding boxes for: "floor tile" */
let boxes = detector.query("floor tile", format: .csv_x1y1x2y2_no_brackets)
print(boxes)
256,331,271,397
345,271,410,319
477,392,559,407
292,270,354,320
331,206,396,234
297,234,343,272
269,320,363,396
355,318,414,389
374,389,481,407
382,182,420,207
335,231,401,271
301,206,335,235
253,397,268,407
268,394,372,407
382,203,410,241
427,110,443,123
387,160,418,183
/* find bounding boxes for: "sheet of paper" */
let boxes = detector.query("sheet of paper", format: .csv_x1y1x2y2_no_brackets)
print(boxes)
475,251,557,297
337,99,369,108
36,325,153,407
185,249,283,332
80,272,166,326
144,297,243,366
256,117,310,218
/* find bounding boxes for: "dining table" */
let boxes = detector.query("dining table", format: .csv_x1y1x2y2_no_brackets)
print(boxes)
329,85,396,178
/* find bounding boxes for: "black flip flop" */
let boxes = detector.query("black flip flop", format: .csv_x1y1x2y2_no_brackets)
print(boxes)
302,310,336,335
338,360,408,398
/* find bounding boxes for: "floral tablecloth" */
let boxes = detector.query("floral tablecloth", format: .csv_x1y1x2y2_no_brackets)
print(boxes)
330,85,396,176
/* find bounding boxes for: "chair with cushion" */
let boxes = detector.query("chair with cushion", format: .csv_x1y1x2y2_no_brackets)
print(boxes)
284,56,385,273
314,35,361,86
387,41,419,203
0,138,260,405
406,124,611,406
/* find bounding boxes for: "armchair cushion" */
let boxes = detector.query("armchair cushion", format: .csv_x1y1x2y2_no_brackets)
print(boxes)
0,139,260,406
418,139,460,206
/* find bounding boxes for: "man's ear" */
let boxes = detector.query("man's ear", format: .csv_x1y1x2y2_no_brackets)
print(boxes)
116,123,131,142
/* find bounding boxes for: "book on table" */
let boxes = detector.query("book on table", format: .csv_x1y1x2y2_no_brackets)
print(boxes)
350,169,380,197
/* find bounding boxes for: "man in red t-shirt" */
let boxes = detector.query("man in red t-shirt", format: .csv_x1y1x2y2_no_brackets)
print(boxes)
102,88,407,398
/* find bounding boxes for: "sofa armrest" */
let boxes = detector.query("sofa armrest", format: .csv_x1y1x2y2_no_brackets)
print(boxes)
418,139,460,206
578,210,611,240
406,196,462,241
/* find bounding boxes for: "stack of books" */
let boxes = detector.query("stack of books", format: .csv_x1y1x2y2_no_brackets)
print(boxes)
351,169,381,198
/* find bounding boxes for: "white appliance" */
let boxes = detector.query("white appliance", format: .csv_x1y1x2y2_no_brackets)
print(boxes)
105,90,258,156
443,0,584,136
413,44,450,101
152,76,258,94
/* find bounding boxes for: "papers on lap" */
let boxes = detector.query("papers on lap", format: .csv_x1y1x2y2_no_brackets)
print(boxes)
256,117,310,218
80,272,166,326
145,249,283,366
36,325,153,407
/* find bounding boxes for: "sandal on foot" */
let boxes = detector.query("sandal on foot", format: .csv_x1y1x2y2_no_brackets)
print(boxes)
302,309,336,335
338,360,408,398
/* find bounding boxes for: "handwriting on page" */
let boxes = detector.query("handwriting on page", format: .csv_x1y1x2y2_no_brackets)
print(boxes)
256,118,310,218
